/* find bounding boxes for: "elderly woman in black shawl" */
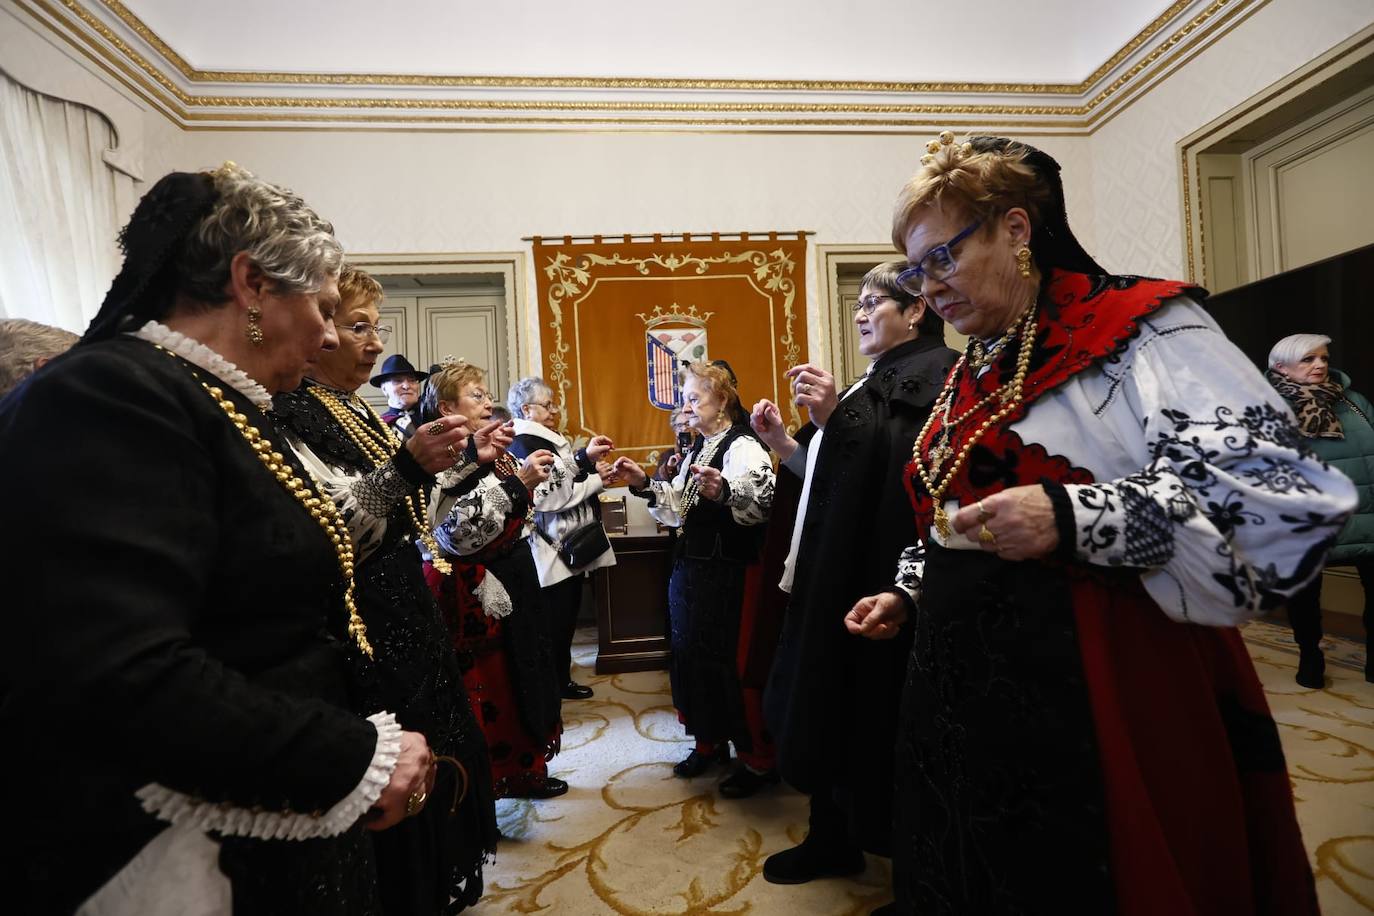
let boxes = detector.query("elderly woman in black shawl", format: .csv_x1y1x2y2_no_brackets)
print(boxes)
0,165,436,915
272,266,499,914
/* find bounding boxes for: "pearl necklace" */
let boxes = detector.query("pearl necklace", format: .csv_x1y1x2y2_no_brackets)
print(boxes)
681,424,731,516
157,348,373,657
307,385,452,576
914,301,1039,541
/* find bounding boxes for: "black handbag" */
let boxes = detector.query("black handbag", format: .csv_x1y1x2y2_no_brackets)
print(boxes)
536,511,612,569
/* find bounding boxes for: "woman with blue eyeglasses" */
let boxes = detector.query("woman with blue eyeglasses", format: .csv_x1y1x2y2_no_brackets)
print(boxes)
845,133,1349,915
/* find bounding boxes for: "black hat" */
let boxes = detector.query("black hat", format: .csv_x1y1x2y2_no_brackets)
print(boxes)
370,354,430,387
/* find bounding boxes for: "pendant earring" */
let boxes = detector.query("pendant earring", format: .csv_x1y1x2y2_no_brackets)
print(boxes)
1015,245,1033,280
246,305,265,346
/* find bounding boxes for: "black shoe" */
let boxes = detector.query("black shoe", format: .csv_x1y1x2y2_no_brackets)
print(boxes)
762,839,865,885
517,776,569,799
672,746,730,778
561,682,593,700
1296,649,1325,689
718,765,780,799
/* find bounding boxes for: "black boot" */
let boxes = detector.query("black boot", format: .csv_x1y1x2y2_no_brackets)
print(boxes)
718,765,780,799
673,744,730,778
762,834,865,884
1286,578,1325,688
1295,649,1325,689
763,789,864,884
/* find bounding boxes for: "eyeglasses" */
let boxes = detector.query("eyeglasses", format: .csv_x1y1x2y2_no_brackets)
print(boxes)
463,389,494,403
851,294,894,316
895,219,982,293
335,321,393,344
528,400,558,413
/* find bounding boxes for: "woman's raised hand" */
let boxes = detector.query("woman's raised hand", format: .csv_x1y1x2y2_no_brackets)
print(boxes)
612,456,648,488
474,419,514,464
367,730,435,831
586,434,614,462
786,363,839,428
749,399,798,460
689,465,724,501
406,416,473,473
517,448,556,490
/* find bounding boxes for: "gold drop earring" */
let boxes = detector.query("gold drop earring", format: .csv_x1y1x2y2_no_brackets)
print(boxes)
1015,245,1033,280
246,304,265,346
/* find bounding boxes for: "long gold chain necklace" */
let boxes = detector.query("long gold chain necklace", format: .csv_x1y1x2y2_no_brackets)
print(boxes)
308,385,452,575
914,302,1039,540
157,348,373,657
680,424,732,516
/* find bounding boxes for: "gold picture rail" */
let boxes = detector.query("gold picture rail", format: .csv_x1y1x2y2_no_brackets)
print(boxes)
524,231,814,243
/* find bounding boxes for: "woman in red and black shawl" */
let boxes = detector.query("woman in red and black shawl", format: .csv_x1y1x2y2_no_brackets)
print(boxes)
847,133,1355,916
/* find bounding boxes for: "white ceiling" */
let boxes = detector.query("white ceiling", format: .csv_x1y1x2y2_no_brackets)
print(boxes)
126,0,1171,85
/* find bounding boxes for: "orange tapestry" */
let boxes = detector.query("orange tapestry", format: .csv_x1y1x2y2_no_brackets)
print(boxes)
532,233,807,464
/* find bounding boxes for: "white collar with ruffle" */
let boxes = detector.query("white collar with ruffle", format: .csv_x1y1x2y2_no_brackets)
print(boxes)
130,320,273,411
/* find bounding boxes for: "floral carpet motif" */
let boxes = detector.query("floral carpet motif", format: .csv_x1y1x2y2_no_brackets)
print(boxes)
471,625,1373,915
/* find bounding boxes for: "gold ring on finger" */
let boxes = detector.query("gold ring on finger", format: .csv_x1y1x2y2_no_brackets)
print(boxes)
977,500,991,523
979,524,997,547
406,790,428,817
446,443,458,460
427,421,446,437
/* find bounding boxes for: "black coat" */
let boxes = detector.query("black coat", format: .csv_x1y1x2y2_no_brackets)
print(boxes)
0,337,379,913
763,335,956,852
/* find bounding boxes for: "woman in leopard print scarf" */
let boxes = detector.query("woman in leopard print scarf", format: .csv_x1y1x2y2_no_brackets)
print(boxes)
1268,332,1374,688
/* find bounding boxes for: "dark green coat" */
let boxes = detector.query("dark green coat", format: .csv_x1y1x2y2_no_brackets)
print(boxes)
1306,370,1374,563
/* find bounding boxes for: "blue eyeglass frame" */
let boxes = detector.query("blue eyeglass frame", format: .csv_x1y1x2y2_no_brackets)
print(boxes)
896,219,982,289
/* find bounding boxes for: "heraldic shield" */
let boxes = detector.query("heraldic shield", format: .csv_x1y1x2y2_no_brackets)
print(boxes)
640,304,713,410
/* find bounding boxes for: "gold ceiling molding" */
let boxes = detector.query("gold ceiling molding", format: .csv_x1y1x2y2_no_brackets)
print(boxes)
92,0,1197,96
19,0,1254,131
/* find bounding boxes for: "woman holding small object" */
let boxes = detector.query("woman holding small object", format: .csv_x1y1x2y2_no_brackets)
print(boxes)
273,266,497,915
422,359,569,800
846,133,1353,915
614,361,776,787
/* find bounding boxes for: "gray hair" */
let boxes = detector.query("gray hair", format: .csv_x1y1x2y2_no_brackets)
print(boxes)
177,163,343,306
507,376,552,417
0,319,79,398
1268,333,1331,370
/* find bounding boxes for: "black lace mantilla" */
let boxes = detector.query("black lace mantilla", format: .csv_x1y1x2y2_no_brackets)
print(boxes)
273,383,377,474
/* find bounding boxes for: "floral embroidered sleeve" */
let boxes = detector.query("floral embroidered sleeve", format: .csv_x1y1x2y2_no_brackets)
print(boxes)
889,542,925,606
1061,318,1356,626
430,467,529,557
642,461,689,528
286,437,466,562
719,436,776,526
530,451,604,514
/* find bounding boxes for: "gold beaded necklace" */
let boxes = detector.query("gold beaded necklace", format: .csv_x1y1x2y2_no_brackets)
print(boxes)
914,301,1039,541
156,347,373,657
307,385,453,575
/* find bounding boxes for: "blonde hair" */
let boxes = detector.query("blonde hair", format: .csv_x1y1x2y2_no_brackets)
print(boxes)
0,318,79,398
681,360,745,425
891,132,1054,250
338,265,383,310
422,358,485,419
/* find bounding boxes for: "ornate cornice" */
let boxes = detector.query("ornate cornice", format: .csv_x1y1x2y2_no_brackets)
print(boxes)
15,0,1255,132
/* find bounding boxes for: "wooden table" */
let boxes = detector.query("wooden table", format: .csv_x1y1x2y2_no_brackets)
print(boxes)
592,535,673,673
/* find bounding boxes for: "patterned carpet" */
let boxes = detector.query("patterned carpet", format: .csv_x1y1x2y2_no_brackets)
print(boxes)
472,623,1373,915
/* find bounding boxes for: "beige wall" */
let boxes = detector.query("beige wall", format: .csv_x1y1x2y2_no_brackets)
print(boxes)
8,0,1374,349
1088,0,1374,281
165,130,1092,372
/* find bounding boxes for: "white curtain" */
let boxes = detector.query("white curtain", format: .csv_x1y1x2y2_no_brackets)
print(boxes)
0,70,135,333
